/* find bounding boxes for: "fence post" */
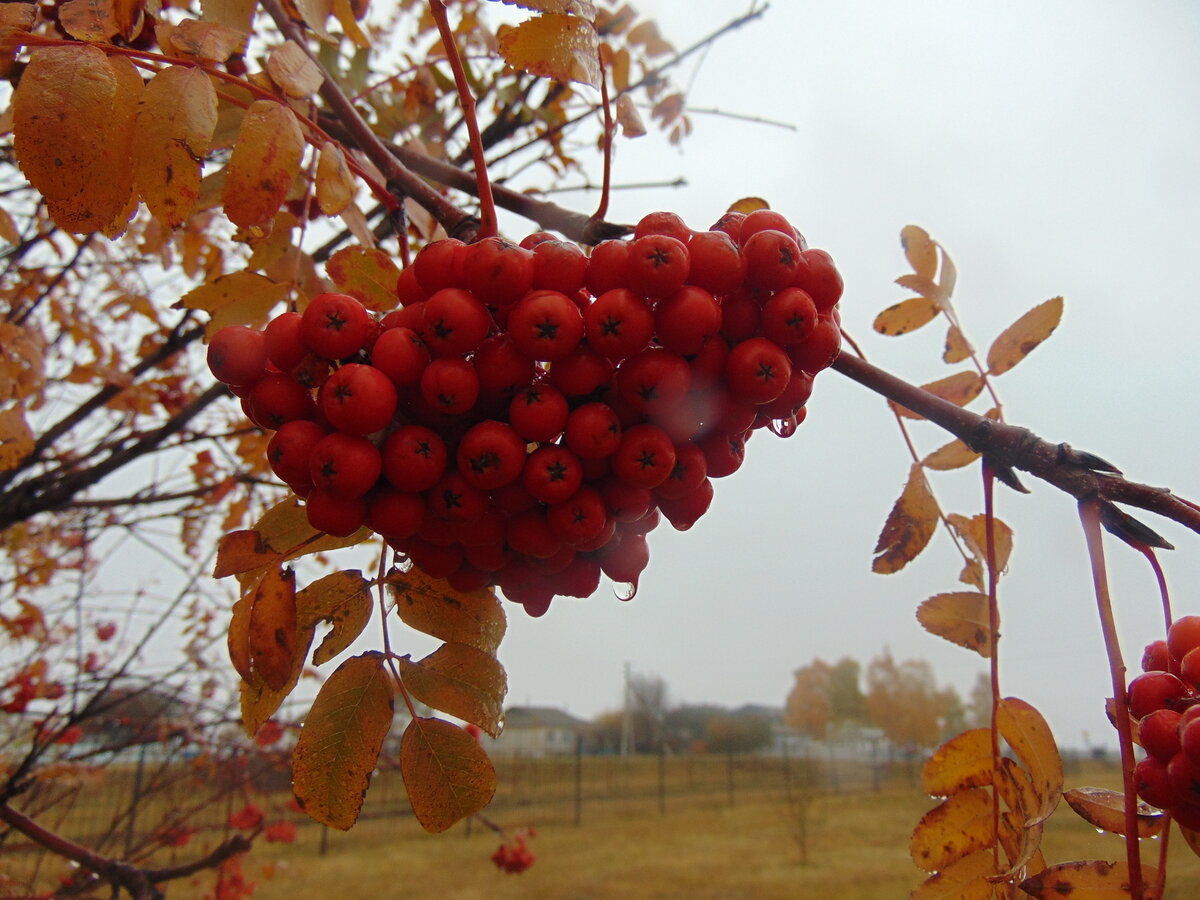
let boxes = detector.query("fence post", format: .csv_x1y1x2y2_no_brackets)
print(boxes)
574,734,583,827
726,750,735,807
657,743,666,816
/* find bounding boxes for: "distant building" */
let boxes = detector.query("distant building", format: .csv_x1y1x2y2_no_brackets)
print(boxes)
488,706,593,757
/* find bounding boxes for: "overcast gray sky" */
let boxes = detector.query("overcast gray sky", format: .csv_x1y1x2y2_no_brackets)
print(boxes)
470,1,1200,750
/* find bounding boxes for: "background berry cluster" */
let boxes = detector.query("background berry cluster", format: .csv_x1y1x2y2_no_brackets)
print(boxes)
205,209,843,615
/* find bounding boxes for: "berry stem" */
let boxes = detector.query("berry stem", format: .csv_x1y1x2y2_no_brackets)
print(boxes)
983,460,1003,876
430,1,498,240
1135,544,1173,633
590,53,615,226
1078,499,1143,900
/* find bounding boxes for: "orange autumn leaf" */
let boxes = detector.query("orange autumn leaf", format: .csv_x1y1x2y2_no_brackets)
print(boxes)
388,568,505,654
1020,861,1161,899
727,197,769,214
0,406,35,472
917,592,994,658
944,323,972,363
168,18,247,62
100,56,144,239
132,65,218,229
199,0,257,32
222,100,305,231
997,697,1062,826
615,93,646,137
498,13,601,87
400,716,496,833
13,46,136,233
58,0,120,41
948,512,1015,577
922,728,993,797
872,463,939,574
292,652,395,830
296,569,373,666
921,437,980,471
986,296,1064,376
227,590,253,682
267,40,324,98
248,565,297,691
910,787,995,872
396,642,508,737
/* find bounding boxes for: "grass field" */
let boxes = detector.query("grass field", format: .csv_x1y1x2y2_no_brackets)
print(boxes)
6,757,1200,898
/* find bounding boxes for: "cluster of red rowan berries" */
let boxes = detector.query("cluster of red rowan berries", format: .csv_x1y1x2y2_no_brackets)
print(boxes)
205,209,843,615
490,829,535,874
1129,616,1200,828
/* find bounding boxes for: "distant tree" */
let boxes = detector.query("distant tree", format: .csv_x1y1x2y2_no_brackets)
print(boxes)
828,657,868,723
785,658,833,738
703,711,773,754
864,651,959,748
967,671,992,729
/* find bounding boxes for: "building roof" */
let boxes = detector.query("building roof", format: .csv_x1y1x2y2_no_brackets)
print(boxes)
502,706,591,730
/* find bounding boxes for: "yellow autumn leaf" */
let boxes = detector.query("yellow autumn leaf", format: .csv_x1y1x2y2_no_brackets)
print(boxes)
388,568,505,655
900,224,938,280
396,642,508,737
986,296,1064,376
997,697,1062,826
316,143,355,216
1020,861,1160,899
13,45,136,233
922,728,994,798
267,40,324,98
222,100,306,231
497,13,601,87
944,323,971,363
910,787,995,872
872,463,939,574
727,197,769,215
0,405,35,471
200,0,258,32
178,270,289,335
948,512,1014,577
917,592,994,657
894,370,984,420
293,652,395,830
921,437,980,471
616,93,646,137
400,716,496,833
293,0,334,42
489,0,597,16
610,46,631,91
325,246,401,312
101,56,144,239
331,0,368,48
910,850,996,900
132,65,218,229
873,296,939,336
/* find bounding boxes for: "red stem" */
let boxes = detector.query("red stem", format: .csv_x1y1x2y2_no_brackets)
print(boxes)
983,461,1002,875
592,55,615,225
430,1,497,239
1078,499,1143,900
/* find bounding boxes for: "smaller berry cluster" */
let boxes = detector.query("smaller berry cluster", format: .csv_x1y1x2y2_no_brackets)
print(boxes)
490,829,536,874
205,209,842,615
1129,616,1200,828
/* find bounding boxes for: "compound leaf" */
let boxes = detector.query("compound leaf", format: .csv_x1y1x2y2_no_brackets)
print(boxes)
400,716,496,833
293,651,394,830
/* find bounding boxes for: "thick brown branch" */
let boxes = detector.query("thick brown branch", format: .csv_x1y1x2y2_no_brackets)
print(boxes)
832,352,1200,545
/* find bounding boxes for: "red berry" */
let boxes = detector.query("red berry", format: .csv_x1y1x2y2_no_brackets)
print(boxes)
420,356,479,415
584,288,654,360
585,240,631,297
509,383,568,442
464,237,534,308
245,373,316,429
366,488,425,539
612,423,676,490
371,326,430,387
320,363,397,435
1139,708,1183,762
725,337,792,405
1169,616,1200,663
625,234,689,298
309,432,382,499
1128,671,1191,719
412,238,467,294
564,402,622,460
267,420,327,487
1143,640,1171,673
301,293,371,360
382,425,447,492
422,288,492,356
264,312,309,373
456,420,526,490
506,290,585,361
634,211,691,243
685,230,745,295
305,489,366,537
654,286,721,355
522,444,584,504
208,325,267,387
532,240,588,294
742,229,801,291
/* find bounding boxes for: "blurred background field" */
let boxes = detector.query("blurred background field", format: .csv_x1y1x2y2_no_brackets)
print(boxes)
5,752,1199,899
